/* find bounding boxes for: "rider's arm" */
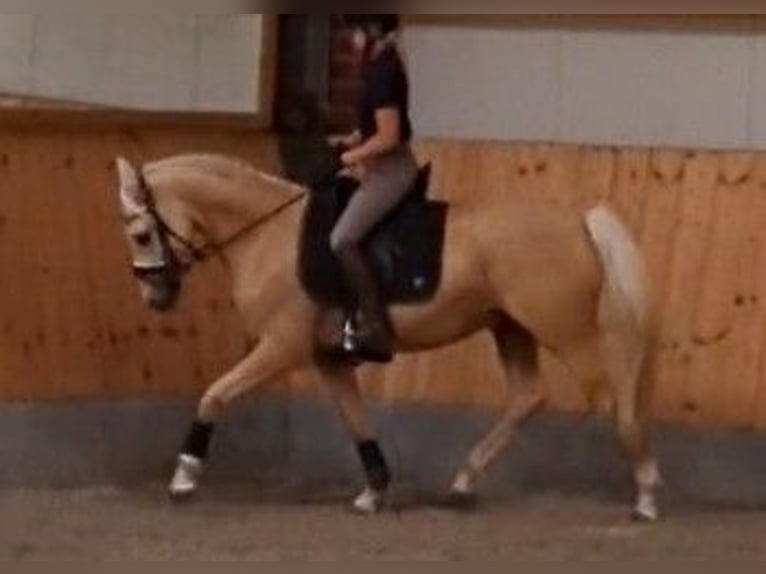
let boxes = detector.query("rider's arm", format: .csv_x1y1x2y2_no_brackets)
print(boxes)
341,108,400,166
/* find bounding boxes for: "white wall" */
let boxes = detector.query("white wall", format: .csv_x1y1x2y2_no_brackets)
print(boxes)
0,15,262,113
404,23,766,150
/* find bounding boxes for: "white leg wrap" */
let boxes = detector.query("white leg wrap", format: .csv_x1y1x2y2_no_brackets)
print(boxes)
352,488,385,514
451,470,474,495
633,461,661,521
634,492,659,522
169,454,204,498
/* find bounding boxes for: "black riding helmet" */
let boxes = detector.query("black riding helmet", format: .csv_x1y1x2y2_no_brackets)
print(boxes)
338,14,400,36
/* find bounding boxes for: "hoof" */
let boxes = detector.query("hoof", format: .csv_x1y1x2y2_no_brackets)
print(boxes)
351,488,387,515
632,507,660,523
632,496,660,523
168,486,198,503
168,454,203,502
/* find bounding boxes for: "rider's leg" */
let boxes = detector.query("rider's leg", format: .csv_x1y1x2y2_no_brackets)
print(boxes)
330,147,417,361
333,243,392,362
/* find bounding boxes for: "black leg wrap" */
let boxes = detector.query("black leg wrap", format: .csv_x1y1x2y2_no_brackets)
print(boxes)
181,421,215,460
357,440,391,491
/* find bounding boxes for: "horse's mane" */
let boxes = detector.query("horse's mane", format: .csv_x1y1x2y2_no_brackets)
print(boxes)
143,153,305,195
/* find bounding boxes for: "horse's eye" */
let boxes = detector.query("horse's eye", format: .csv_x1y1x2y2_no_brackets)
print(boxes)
135,231,152,247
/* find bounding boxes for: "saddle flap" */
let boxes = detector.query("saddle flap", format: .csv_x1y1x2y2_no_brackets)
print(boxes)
299,161,447,307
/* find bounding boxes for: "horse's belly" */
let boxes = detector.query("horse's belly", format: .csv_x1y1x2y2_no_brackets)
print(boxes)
391,297,490,352
390,232,492,351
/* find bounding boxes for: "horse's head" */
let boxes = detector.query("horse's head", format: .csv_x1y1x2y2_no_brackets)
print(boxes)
115,157,187,312
115,153,307,313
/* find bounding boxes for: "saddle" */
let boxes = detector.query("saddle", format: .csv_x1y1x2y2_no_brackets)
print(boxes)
297,164,448,310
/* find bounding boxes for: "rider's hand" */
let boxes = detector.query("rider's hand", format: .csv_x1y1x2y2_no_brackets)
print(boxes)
339,151,366,180
327,134,348,149
340,150,355,167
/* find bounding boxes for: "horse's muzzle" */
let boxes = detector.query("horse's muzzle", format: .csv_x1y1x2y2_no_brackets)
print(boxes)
133,265,181,312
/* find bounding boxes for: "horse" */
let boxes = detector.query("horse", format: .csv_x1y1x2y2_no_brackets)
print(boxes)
113,151,661,521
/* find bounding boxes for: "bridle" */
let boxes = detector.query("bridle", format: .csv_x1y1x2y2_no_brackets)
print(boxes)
131,172,307,282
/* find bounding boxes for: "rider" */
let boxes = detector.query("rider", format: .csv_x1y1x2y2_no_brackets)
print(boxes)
329,14,418,363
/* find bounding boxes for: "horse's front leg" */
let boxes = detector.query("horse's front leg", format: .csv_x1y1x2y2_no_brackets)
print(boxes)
169,337,296,499
316,362,391,514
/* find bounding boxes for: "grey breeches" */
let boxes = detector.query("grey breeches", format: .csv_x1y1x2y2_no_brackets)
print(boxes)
330,146,418,253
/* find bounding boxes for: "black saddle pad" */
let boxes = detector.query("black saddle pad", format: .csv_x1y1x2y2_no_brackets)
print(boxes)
298,164,448,308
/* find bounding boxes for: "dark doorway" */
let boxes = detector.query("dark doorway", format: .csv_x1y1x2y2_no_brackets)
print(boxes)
274,15,362,186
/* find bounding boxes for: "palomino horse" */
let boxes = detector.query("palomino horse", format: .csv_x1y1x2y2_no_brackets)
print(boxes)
114,152,660,521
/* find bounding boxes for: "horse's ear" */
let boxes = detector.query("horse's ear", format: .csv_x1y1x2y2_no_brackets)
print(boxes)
116,156,146,211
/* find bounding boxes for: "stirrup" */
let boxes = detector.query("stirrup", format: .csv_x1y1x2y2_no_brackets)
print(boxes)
341,315,359,354
342,314,393,364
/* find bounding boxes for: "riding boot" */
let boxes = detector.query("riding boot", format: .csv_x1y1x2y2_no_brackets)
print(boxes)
335,245,393,363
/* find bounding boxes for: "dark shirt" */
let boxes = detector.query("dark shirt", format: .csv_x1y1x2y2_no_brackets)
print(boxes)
358,46,413,143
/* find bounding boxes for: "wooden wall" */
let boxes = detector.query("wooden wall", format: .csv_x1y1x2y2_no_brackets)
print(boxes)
2,114,766,431
0,114,274,402
363,141,766,432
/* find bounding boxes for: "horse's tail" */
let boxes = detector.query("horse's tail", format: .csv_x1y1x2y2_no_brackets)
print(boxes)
585,208,661,521
585,205,654,406
585,205,649,336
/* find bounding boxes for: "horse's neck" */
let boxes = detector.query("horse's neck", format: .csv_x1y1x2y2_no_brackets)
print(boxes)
177,169,306,310
165,167,304,247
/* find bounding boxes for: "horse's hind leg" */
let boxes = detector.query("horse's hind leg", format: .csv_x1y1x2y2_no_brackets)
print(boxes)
556,328,660,521
602,322,661,522
450,315,545,501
